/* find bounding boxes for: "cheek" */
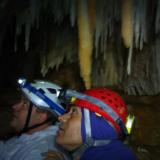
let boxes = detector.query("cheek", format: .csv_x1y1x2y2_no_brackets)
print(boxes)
27,109,39,126
67,121,81,140
56,119,82,150
19,111,28,121
11,112,27,130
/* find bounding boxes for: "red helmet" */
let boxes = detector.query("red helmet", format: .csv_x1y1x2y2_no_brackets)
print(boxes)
73,88,127,134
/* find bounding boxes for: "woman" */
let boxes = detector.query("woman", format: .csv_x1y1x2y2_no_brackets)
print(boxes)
45,88,137,160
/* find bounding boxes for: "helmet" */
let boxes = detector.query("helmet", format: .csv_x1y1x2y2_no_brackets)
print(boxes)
17,78,66,116
73,88,127,135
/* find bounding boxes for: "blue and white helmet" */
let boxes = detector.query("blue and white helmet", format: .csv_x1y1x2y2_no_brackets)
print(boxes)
17,78,66,116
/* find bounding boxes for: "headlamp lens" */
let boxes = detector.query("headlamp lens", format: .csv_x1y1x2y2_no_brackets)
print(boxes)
18,78,26,86
126,114,135,134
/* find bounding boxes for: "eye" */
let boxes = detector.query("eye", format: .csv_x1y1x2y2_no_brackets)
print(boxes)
71,107,77,113
70,107,79,116
65,105,76,113
65,106,78,116
65,106,71,113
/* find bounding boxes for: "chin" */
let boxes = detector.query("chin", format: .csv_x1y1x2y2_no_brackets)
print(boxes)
56,138,68,150
56,139,80,151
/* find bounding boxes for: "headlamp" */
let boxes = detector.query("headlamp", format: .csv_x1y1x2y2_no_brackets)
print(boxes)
126,114,135,134
17,78,27,87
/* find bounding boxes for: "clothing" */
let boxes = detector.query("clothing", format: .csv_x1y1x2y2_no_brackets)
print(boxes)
79,110,137,160
80,140,137,160
0,125,70,160
81,110,118,142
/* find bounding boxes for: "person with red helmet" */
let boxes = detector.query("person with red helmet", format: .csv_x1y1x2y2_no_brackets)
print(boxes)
51,88,137,160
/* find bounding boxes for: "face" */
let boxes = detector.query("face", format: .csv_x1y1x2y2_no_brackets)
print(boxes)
10,96,42,132
56,106,83,151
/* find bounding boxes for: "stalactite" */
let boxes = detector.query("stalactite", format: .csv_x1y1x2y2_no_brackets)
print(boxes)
78,0,93,89
14,22,22,52
11,0,160,95
134,0,141,49
121,0,133,48
94,0,121,58
92,42,119,87
88,0,96,32
155,35,160,93
15,0,42,52
127,42,133,75
69,0,77,27
51,0,64,23
40,23,77,76
103,50,118,86
49,0,73,24
133,0,147,50
94,0,107,57
30,0,41,29
25,22,31,52
121,0,134,75
15,10,30,52
155,0,160,34
94,18,101,58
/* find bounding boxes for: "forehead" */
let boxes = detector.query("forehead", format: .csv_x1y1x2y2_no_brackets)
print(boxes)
16,89,27,101
20,94,26,99
20,95,29,102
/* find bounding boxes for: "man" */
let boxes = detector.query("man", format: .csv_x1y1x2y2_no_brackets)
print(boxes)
0,78,70,160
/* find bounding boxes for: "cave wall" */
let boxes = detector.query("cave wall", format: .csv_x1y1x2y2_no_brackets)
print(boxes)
1,0,160,95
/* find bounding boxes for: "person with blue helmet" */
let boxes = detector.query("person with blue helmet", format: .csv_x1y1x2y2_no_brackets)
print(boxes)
45,87,138,160
0,78,70,160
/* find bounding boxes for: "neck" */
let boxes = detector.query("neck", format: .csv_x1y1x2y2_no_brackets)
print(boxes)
25,122,51,134
74,157,80,160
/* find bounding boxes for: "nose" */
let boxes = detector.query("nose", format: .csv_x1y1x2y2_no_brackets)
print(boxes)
58,112,71,122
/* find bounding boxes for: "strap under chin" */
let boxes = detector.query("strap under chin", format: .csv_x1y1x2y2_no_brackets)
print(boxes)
72,137,112,159
19,102,33,135
19,118,52,134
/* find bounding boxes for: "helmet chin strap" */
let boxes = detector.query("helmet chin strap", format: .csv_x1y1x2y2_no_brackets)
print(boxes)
19,102,52,135
19,101,33,135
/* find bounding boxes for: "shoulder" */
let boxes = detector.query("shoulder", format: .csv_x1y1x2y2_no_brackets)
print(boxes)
12,148,44,160
10,139,57,160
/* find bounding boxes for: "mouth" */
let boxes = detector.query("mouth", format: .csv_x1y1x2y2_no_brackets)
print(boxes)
59,126,65,131
57,125,65,135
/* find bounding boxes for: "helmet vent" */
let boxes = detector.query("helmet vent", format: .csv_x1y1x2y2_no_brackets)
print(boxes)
120,103,124,107
115,104,118,108
108,99,113,103
47,88,56,94
38,88,45,94
101,96,106,99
